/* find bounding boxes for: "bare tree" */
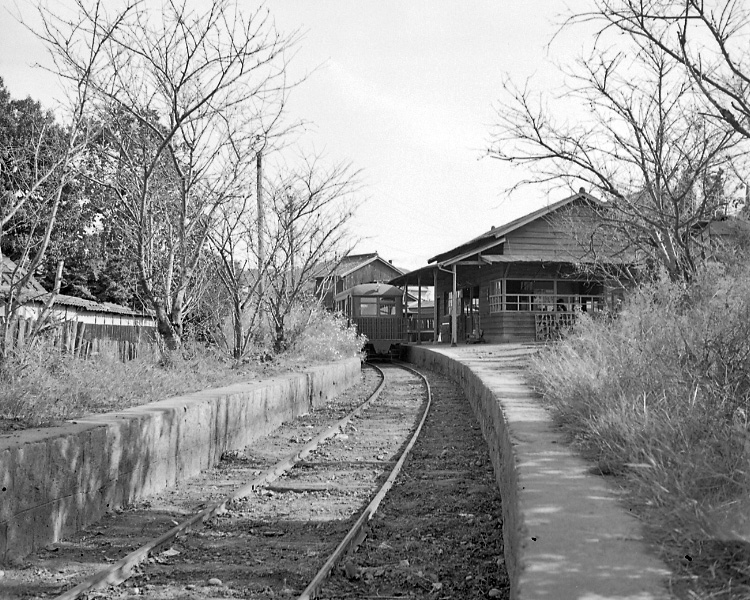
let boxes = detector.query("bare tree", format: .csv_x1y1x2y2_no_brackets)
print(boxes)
208,194,270,359
263,157,361,353
578,0,750,140
39,0,298,354
489,38,745,281
0,1,137,361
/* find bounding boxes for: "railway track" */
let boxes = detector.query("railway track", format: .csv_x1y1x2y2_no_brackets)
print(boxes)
5,363,509,600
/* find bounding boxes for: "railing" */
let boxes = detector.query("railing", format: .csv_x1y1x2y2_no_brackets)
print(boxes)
535,312,578,341
504,294,606,313
352,316,406,341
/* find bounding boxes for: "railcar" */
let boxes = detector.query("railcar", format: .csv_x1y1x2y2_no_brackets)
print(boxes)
335,283,407,357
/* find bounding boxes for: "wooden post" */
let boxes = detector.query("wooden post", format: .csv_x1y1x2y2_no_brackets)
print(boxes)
15,317,25,348
416,273,422,345
24,318,33,345
451,264,458,347
70,322,80,354
75,322,86,357
62,322,70,353
433,268,439,343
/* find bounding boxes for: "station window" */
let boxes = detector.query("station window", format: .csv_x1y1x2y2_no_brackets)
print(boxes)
489,280,503,313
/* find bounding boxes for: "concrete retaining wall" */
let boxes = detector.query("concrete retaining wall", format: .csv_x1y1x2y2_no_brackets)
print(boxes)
0,357,360,563
406,345,671,600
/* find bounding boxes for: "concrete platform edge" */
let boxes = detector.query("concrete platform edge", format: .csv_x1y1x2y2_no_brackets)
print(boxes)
405,344,673,600
0,357,361,563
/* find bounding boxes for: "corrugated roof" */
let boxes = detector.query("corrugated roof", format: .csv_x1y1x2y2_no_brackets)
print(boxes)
51,295,153,317
0,256,152,317
0,256,47,294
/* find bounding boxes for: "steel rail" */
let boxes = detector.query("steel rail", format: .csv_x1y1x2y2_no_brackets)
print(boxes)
54,364,387,600
297,362,433,600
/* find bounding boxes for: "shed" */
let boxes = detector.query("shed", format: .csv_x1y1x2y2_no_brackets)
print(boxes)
0,256,157,346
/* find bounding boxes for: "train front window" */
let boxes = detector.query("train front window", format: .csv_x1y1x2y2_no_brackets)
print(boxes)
379,298,396,316
359,297,377,316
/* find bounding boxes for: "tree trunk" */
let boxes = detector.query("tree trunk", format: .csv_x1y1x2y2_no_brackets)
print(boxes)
274,319,286,354
153,301,181,352
232,297,244,359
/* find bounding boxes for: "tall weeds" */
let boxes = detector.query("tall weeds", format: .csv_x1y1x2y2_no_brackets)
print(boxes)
529,262,750,530
0,308,364,428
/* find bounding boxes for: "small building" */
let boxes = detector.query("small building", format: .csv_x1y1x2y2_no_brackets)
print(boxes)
315,252,406,310
1,256,157,349
390,190,630,344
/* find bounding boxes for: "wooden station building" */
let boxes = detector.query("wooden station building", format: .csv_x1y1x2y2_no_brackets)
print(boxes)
390,190,629,344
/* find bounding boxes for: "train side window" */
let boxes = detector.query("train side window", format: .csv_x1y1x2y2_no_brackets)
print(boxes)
379,298,396,316
359,297,377,316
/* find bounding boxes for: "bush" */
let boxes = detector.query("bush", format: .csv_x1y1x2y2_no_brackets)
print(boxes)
0,338,266,428
0,305,364,430
284,304,365,363
528,263,750,525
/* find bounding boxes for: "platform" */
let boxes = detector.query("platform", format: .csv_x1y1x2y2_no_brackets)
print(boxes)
406,343,672,600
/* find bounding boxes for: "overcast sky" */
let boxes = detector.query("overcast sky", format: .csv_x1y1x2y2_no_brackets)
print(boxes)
0,1,588,271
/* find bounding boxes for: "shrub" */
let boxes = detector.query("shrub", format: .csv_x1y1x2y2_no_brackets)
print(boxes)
284,303,365,363
0,305,364,430
528,263,750,525
0,338,263,427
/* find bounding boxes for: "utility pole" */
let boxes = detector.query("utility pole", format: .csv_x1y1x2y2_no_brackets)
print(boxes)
256,151,264,326
287,190,295,297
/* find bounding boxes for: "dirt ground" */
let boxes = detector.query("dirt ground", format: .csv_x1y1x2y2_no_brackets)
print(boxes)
320,367,509,599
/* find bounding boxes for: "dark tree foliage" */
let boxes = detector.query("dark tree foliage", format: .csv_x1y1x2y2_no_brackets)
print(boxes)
0,77,68,265
0,78,143,308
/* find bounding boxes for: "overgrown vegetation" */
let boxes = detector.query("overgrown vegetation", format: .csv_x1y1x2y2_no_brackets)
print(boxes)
1,1,361,365
529,259,750,597
0,310,363,431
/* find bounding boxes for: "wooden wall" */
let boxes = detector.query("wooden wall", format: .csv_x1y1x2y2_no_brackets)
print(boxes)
341,261,403,291
504,204,601,260
439,262,607,343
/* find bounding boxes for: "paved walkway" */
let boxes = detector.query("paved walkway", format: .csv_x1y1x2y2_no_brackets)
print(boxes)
408,343,673,600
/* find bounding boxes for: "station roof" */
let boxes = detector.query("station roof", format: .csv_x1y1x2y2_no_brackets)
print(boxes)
428,190,599,265
390,191,603,288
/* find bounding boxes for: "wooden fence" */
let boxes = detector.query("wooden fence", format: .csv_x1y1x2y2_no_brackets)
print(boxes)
4,317,159,361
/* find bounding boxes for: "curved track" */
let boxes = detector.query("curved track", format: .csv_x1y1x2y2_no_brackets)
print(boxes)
6,363,510,599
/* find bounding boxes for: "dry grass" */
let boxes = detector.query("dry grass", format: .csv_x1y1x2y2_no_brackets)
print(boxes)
0,308,364,431
528,264,750,599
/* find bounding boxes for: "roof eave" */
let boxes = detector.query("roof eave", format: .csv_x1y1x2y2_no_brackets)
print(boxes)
428,190,601,265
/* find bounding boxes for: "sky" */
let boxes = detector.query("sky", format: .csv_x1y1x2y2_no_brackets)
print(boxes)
0,0,588,271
